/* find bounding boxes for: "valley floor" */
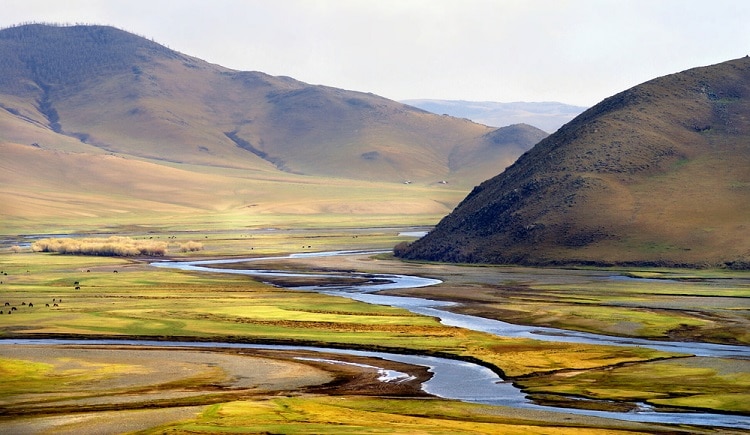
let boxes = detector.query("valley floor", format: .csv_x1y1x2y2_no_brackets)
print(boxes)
0,226,748,433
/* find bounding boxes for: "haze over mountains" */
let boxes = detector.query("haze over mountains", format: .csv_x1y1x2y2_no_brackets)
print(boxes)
0,24,545,222
399,56,750,269
401,100,587,133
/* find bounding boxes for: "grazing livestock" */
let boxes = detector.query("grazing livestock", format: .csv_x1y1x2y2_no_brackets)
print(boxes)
74,281,79,285
45,304,49,307
21,302,26,306
11,307,17,311
53,303,58,307
4,302,9,306
75,286,80,290
28,303,33,307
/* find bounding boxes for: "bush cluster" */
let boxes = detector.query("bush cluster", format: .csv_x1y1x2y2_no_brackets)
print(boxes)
32,236,168,256
178,241,204,252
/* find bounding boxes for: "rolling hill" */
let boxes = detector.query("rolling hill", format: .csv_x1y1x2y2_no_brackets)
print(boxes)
0,24,546,226
398,56,750,269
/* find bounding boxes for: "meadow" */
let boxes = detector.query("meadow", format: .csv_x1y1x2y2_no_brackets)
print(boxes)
1,225,748,433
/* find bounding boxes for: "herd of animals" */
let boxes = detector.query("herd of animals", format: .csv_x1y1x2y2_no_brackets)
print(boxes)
1,267,122,315
0,298,62,314
1,269,72,314
3,298,62,314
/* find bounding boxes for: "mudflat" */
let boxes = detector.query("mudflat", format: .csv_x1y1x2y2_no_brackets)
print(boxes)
0,343,432,433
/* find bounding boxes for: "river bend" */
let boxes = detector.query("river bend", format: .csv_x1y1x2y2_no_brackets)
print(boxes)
146,251,750,428
7,250,739,428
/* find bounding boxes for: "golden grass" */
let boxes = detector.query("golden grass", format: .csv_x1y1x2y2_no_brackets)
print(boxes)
31,236,168,256
150,397,662,434
0,140,466,234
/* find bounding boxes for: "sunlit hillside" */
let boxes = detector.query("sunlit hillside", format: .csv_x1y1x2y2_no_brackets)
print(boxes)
0,24,547,232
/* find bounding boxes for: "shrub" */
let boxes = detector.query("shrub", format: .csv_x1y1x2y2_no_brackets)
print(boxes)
31,236,167,256
178,241,204,252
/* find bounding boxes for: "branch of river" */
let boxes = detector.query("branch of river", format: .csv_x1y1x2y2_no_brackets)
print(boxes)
142,250,750,429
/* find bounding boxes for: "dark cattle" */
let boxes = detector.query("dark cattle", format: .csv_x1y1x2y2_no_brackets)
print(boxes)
45,304,49,307
4,302,9,306
75,286,80,290
74,281,79,285
21,302,26,306
28,303,33,307
113,270,118,273
11,307,17,311
53,303,58,307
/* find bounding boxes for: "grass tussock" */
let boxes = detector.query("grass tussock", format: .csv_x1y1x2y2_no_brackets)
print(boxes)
31,236,168,256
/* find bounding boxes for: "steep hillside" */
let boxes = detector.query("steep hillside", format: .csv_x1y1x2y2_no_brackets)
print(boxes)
401,99,587,133
398,57,750,269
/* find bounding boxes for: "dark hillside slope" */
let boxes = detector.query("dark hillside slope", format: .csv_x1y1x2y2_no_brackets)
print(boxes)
399,57,750,268
0,24,539,188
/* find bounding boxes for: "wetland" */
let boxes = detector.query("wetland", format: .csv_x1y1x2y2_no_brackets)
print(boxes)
1,227,748,433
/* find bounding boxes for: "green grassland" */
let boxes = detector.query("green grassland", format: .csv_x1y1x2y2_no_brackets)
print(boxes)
0,245,672,376
1,228,748,433
520,357,750,414
454,277,750,345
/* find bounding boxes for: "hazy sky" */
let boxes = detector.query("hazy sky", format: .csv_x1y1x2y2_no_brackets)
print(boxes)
3,0,749,106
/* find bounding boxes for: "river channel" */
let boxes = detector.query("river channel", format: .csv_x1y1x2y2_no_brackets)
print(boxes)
148,250,750,429
4,251,746,429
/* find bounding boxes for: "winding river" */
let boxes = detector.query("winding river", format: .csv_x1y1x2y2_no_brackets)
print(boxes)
149,250,750,429
4,250,748,429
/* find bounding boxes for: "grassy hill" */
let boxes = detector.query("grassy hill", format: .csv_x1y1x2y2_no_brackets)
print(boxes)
0,24,547,231
399,56,750,269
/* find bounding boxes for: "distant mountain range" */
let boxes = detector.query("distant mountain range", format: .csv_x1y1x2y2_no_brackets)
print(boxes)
398,57,750,269
0,24,546,221
401,99,587,133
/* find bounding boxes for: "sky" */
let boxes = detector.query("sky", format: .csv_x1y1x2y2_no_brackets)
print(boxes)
2,0,749,107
